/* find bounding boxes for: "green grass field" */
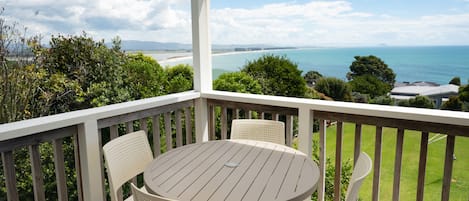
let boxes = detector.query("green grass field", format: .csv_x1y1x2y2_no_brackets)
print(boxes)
312,123,469,201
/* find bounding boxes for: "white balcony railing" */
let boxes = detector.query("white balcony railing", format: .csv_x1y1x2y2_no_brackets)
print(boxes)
1,90,469,201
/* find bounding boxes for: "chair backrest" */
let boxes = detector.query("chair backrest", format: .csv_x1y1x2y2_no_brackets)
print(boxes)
130,183,177,201
230,119,285,145
345,152,372,201
103,130,154,201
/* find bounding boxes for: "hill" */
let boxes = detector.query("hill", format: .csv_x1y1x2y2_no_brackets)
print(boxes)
116,40,281,51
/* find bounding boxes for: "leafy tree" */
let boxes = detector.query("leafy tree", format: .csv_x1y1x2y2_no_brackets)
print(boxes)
315,77,352,102
213,72,262,94
124,53,165,99
0,11,83,200
34,33,130,110
165,64,194,94
449,76,461,86
347,55,396,86
0,10,44,123
304,87,321,99
242,54,306,97
370,95,394,105
459,84,469,102
304,70,323,87
398,96,435,109
348,74,392,99
441,96,463,111
351,92,369,103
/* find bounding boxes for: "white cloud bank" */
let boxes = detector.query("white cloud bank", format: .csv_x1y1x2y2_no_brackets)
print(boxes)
2,0,469,46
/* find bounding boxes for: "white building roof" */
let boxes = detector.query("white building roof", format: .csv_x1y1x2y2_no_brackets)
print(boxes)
421,84,459,96
390,84,459,100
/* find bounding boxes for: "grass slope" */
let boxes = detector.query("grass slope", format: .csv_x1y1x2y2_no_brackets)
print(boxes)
312,123,469,201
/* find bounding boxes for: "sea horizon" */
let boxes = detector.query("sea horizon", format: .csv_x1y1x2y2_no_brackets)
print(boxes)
148,45,469,85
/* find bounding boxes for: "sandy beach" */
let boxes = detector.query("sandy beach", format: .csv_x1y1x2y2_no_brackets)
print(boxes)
154,48,289,65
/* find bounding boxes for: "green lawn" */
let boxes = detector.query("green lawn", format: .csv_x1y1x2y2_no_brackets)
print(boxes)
312,123,469,201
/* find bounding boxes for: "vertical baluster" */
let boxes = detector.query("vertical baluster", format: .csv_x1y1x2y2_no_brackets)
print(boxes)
73,133,83,201
441,135,455,201
235,109,240,119
273,113,280,121
98,129,107,201
416,132,429,201
372,126,383,201
165,112,172,151
152,115,161,157
110,125,119,139
53,139,69,201
248,110,252,119
354,124,362,165
2,151,19,201
318,119,327,201
30,144,46,201
109,125,123,200
209,105,215,140
126,121,134,133
285,115,293,147
260,112,265,119
393,129,405,201
176,110,183,147
221,107,227,140
334,122,343,201
140,118,148,135
185,107,193,144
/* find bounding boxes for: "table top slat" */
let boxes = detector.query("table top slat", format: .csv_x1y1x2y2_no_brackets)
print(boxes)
257,147,296,201
208,142,277,201
223,142,276,201
148,142,208,179
144,140,319,201
277,155,305,200
165,141,238,197
193,141,263,201
152,141,225,186
157,140,229,191
239,143,285,201
178,142,247,200
296,159,319,199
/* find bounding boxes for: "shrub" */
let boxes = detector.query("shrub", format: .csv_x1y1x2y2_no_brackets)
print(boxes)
315,77,352,102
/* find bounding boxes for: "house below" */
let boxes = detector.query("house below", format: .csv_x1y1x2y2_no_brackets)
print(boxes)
391,82,459,107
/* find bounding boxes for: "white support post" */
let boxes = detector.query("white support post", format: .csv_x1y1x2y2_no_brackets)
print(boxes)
77,120,104,201
191,0,212,92
192,0,211,142
298,106,314,156
195,98,209,142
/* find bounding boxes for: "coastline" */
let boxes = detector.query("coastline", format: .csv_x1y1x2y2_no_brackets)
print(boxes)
157,48,298,64
146,46,469,85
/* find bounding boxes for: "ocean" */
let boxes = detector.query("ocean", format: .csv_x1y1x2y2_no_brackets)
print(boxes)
156,46,469,85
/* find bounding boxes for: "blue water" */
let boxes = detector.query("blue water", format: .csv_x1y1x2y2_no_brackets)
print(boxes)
161,46,469,84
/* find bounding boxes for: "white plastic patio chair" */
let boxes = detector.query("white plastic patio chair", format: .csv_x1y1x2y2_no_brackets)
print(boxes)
130,183,177,201
345,152,372,201
230,119,285,145
103,130,154,201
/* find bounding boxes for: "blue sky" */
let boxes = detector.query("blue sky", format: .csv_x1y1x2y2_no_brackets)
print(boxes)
2,0,469,46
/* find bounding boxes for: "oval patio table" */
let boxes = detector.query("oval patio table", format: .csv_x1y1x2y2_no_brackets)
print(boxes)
144,139,319,201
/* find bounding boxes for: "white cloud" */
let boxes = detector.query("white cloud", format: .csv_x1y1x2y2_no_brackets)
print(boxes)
1,0,192,42
1,0,469,46
210,1,469,46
